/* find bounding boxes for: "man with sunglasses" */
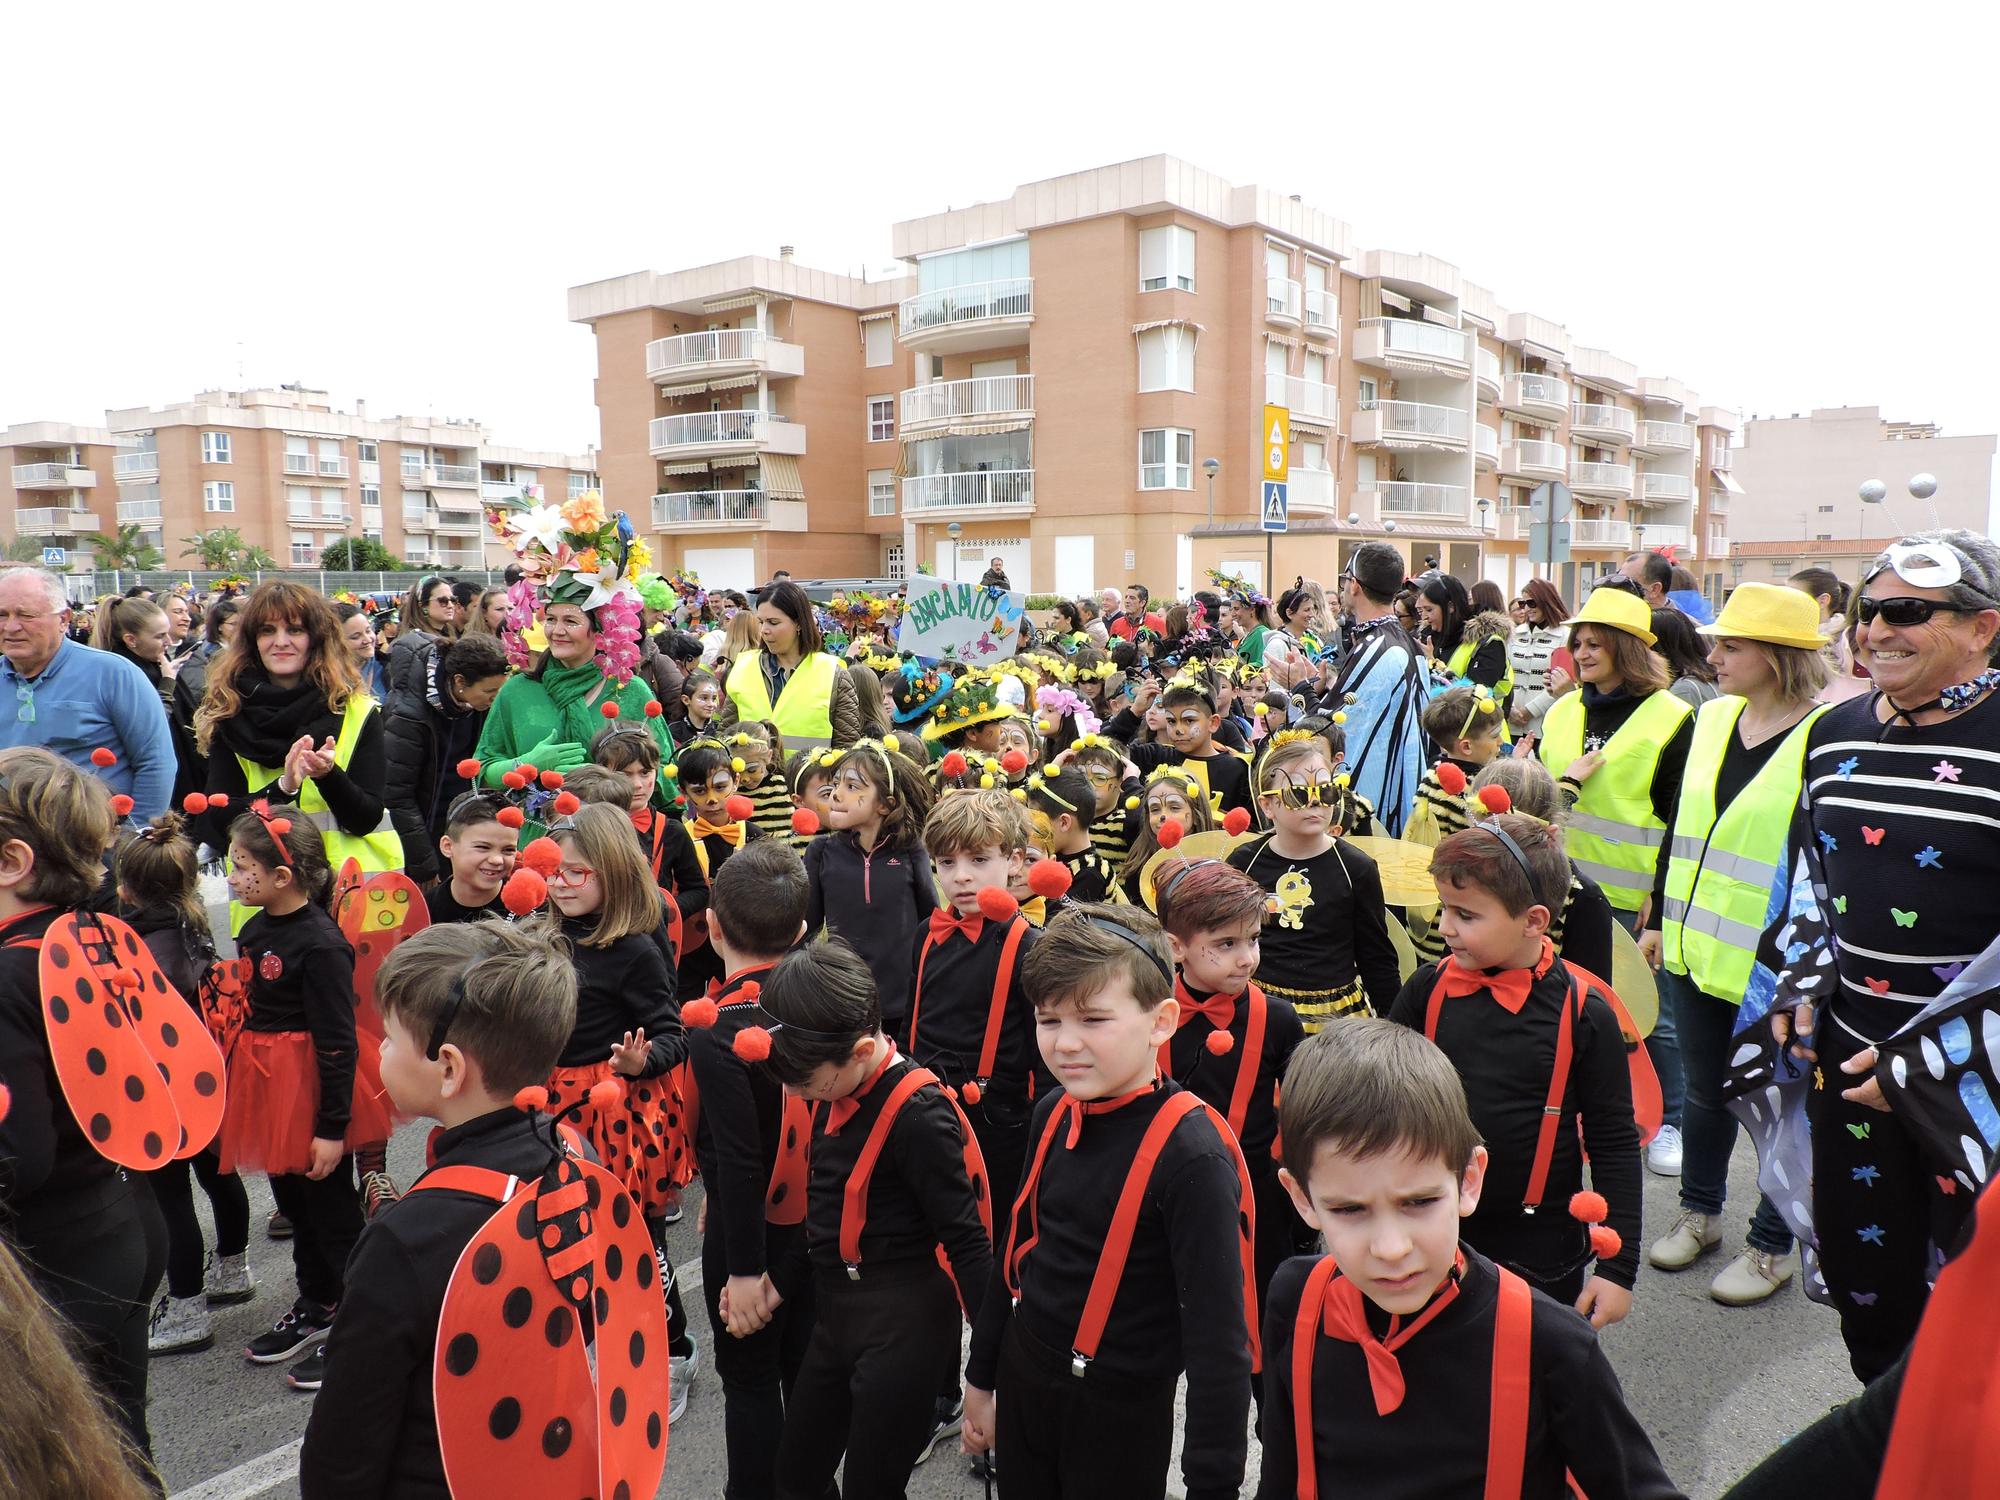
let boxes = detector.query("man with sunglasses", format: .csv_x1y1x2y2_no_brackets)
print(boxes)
1321,542,1431,836
1758,529,2000,1385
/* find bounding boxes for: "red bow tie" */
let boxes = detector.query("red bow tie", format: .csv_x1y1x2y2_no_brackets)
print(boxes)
825,1043,899,1135
1173,979,1239,1034
632,808,655,834
1432,937,1554,1015
1319,1255,1465,1415
928,909,984,945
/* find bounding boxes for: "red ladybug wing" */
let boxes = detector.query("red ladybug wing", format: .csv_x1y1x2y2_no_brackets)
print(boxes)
340,871,429,1023
581,1156,671,1500
39,912,225,1169
330,858,365,929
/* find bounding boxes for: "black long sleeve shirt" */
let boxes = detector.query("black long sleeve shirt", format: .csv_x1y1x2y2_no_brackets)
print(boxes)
1647,716,1789,931
239,902,359,1139
1389,958,1643,1290
635,810,707,917
688,965,786,1284
906,914,1045,1113
557,918,685,1076
1256,1249,1685,1500
201,710,389,852
1228,835,1402,1014
1163,982,1302,1177
1104,707,1254,816
803,832,937,1023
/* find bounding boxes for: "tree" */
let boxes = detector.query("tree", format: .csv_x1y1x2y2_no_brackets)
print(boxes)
96,524,164,573
239,545,278,570
319,536,399,571
181,528,248,569
3,537,44,564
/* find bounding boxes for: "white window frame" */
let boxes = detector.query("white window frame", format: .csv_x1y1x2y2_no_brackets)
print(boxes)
1357,376,1379,411
867,469,896,516
357,440,378,463
402,450,424,480
290,533,316,566
866,397,896,443
1137,326,1197,394
202,431,232,464
202,481,235,513
360,485,381,509
567,473,590,499
862,319,893,367
1139,428,1194,491
1138,224,1196,293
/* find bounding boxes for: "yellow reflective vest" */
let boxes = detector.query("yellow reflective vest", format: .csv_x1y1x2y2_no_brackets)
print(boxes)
1538,689,1692,912
1446,636,1513,743
1662,697,1827,1000
726,649,840,751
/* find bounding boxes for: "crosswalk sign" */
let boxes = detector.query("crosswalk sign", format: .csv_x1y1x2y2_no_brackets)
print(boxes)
1261,481,1289,533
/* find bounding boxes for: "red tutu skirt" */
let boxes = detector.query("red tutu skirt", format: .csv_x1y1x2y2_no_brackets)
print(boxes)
545,1060,691,1220
216,1030,397,1176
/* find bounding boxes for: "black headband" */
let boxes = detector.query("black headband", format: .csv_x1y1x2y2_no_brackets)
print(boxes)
427,974,469,1061
1081,914,1174,988
1475,819,1539,893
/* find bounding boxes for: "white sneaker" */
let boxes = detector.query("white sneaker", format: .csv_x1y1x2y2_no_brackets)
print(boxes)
149,1294,214,1355
1710,1246,1797,1306
667,1339,698,1424
1646,1124,1684,1177
1648,1209,1721,1271
206,1251,256,1306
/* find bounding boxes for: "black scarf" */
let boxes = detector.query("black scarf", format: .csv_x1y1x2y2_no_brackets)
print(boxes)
212,667,344,768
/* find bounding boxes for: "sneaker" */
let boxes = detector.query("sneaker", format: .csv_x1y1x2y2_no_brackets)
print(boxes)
245,1298,336,1364
1710,1246,1797,1306
667,1337,698,1423
361,1170,402,1221
149,1294,213,1355
266,1209,294,1240
968,1451,998,1481
206,1251,256,1306
1645,1124,1684,1177
287,1343,327,1392
915,1393,964,1464
1648,1209,1722,1271
658,1188,683,1226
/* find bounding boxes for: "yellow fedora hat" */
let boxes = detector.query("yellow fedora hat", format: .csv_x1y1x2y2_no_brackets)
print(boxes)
1561,585,1656,647
1696,581,1825,650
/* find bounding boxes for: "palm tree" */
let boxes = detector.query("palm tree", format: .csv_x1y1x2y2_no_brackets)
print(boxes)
2,537,44,564
181,528,248,569
239,544,278,570
97,524,163,573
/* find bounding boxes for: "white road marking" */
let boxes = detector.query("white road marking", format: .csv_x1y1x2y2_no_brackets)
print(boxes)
168,1438,303,1500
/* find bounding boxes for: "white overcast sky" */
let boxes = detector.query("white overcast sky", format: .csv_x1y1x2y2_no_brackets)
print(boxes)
7,1,1996,491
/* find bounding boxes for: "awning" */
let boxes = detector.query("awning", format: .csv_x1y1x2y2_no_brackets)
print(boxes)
1131,317,1207,335
1379,288,1414,313
703,293,764,313
1521,339,1566,362
660,460,711,477
1423,305,1461,329
709,452,758,469
1711,468,1745,495
858,309,894,324
706,374,759,392
943,418,1033,438
1290,416,1333,437
1263,331,1302,351
760,454,804,500
656,381,708,398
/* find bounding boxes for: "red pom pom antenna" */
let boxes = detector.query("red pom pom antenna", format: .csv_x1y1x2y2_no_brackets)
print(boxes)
975,886,1019,923
518,836,563,877
109,795,134,817
644,700,663,718
601,701,621,719
732,1026,773,1063
495,806,526,829
939,751,968,778
1476,786,1512,815
552,792,581,816
1435,761,1467,796
1222,806,1252,837
182,793,210,815
588,1078,625,1111
90,747,116,768
724,794,756,822
1157,818,1185,850
0,1079,11,1125
456,758,483,780
267,817,292,838
513,1085,549,1112
500,867,548,914
1205,1028,1236,1056
1569,1190,1609,1224
1589,1225,1623,1259
681,997,720,1029
208,793,228,809
502,770,528,790
791,807,821,838
999,748,1028,775
962,1080,984,1105
1026,859,1072,901
539,769,566,790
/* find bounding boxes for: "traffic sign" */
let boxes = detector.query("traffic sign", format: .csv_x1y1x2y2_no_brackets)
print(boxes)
41,547,66,568
1261,481,1289,534
1527,521,1572,566
1527,480,1573,525
1262,406,1290,482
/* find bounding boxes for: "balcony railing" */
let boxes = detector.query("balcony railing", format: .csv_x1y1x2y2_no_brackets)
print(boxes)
284,454,314,474
648,410,784,449
902,469,1035,515
1360,400,1468,443
648,328,764,372
1705,488,1731,514
1712,446,1734,471
901,374,1036,428
1501,440,1567,477
1642,473,1693,502
1636,524,1690,549
652,491,769,528
1475,425,1499,465
898,278,1034,338
1358,317,1471,366
1266,276,1303,324
1502,372,1569,413
1573,462,1634,495
1571,518,1629,546
117,499,162,523
1638,420,1693,451
1289,467,1337,512
1303,287,1339,337
114,451,159,478
1376,482,1467,517
11,463,89,488
1571,403,1637,441
430,462,477,486
1475,347,1501,398
1708,527,1729,552
14,508,101,533
1264,373,1338,425
319,457,349,478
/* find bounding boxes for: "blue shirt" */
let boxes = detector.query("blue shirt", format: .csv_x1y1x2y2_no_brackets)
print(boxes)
0,637,176,822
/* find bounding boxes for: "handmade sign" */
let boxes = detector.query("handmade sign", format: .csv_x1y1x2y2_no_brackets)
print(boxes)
894,576,1024,664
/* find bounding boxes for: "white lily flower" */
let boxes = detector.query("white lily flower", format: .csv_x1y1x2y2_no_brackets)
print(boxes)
513,502,566,552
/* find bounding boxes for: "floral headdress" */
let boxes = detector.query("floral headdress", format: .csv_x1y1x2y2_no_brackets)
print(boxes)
1034,683,1101,738
1206,566,1269,609
487,486,653,684
887,657,955,725
922,672,1013,742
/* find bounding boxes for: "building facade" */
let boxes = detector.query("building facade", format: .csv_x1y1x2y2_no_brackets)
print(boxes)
3,388,597,574
573,156,1741,600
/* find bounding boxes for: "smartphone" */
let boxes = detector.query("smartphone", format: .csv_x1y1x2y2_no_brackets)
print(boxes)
1550,646,1575,678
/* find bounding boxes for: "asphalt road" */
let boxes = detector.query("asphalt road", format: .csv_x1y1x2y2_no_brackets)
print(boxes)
152,1123,1853,1500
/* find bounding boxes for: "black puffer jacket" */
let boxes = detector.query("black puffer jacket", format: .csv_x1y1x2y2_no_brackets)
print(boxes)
383,642,489,883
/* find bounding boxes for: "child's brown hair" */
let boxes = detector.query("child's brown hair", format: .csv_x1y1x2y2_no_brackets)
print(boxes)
1118,766,1215,891
1420,686,1502,750
922,786,1033,861
0,747,114,908
1020,902,1173,1012
1279,1017,1483,1184
546,804,662,947
1428,813,1570,916
823,740,936,851
589,724,662,773
561,763,641,810
1155,858,1268,942
228,804,332,905
377,920,579,1092
112,810,207,935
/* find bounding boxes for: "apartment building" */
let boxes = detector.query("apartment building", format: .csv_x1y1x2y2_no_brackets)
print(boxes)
2,387,599,574
574,155,1742,600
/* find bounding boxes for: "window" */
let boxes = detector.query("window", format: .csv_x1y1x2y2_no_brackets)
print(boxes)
357,441,378,463
567,473,590,499
868,469,895,516
202,431,231,464
290,533,316,566
1138,225,1196,292
402,451,424,480
1137,326,1196,393
1302,440,1329,472
361,485,381,509
863,319,893,367
1817,503,1835,513
203,481,235,512
1139,429,1194,490
915,238,1028,293
1357,377,1378,411
867,398,896,443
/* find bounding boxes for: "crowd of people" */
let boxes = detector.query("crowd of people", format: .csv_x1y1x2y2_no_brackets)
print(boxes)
1,492,1997,1500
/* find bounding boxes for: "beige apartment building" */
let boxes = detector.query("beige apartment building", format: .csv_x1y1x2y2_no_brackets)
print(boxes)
2,387,597,575
572,156,1742,601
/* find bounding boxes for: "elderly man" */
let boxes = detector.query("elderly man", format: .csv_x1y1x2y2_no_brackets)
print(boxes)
0,568,174,821
1621,550,1672,608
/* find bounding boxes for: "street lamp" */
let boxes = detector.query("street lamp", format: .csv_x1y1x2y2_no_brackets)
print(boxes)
946,521,962,583
1202,457,1220,527
1475,495,1491,580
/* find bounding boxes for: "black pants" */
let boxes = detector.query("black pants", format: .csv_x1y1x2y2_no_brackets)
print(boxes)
147,1148,250,1299
269,1163,364,1309
21,1174,166,1458
995,1318,1176,1498
776,1262,959,1500
701,1219,816,1500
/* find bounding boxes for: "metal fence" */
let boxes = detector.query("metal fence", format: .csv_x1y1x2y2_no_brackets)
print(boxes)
63,567,511,603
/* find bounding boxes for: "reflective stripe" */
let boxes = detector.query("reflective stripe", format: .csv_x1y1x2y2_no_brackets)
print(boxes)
1566,810,1668,848
1569,856,1654,895
1661,897,1767,950
1667,835,1777,885
297,806,395,838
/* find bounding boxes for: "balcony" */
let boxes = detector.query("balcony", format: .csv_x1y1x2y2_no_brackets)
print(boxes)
1572,462,1634,499
286,454,350,478
1636,523,1689,550
1499,372,1568,423
898,278,1034,354
1351,400,1468,451
646,329,805,386
651,490,804,532
1571,518,1629,548
14,508,102,534
481,478,531,503
901,374,1035,432
1499,440,1567,482
902,468,1035,520
116,499,162,523
1707,526,1729,554
1570,404,1636,445
1354,317,1471,376
1474,424,1499,471
11,463,96,490
647,409,807,461
1634,420,1693,455
114,450,159,479
1265,276,1303,327
1359,481,1469,521
1704,487,1731,515
1264,373,1338,426
1642,473,1693,504
434,489,482,514
1303,287,1339,340
1475,347,1500,404
286,505,348,525
1289,467,1337,515
434,510,481,534
426,462,477,487
402,510,438,533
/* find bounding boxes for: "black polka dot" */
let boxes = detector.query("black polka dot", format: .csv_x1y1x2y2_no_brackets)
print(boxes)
515,1197,538,1239
152,971,167,994
75,975,91,1000
142,1131,162,1159
585,1177,602,1207
48,944,69,970
124,1075,146,1102
488,1396,521,1440
785,1124,798,1150
541,1416,572,1458
157,1061,171,1084
544,1307,573,1348
502,1287,532,1327
769,1181,789,1206
471,1244,503,1285
604,1245,623,1281
629,1329,647,1367
635,1252,654,1291
194,1071,218,1097
609,1386,627,1425
611,1194,631,1229
444,1332,479,1375
89,1113,111,1142
593,1288,610,1324
47,994,69,1023
85,1047,106,1075
646,1411,662,1449
128,997,143,1023
160,1021,179,1048
614,1483,631,1500
972,1172,987,1206
102,1001,122,1028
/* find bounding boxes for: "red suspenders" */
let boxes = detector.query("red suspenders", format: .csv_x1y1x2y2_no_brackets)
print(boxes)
1289,1255,1534,1500
908,916,1030,1087
1158,985,1270,1144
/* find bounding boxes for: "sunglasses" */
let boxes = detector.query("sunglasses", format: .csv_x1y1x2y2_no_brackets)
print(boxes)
1856,596,1970,628
1272,780,1339,809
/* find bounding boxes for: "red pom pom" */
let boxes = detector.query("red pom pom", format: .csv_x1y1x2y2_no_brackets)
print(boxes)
267,818,293,838
1157,818,1185,850
0,1080,11,1125
539,769,566,790
939,751,968,778
208,793,228,809
109,795,134,817
999,749,1028,775
1569,1189,1609,1224
502,770,528,790
673,794,686,807
680,997,720,1029
552,792,581,816
495,807,526,829
1476,786,1512,815
976,886,1019,922
1589,1225,1623,1259
111,968,142,992
724,794,756,822
1205,1028,1236,1056
791,807,821,837
738,980,761,1002
962,1080,983,1105
513,1085,549,1113
588,1078,625,1111
517,763,540,782
500,867,547,913
1435,761,1467,796
1222,806,1252,837
1026,859,1072,901
90,747,116,768
601,701,621,719
456,758,482,779
518,836,563,876
732,1026,773,1063
644,700,664,718
182,792,210,815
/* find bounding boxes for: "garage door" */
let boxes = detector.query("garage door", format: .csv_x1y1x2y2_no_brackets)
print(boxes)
684,546,757,593
934,538,1029,593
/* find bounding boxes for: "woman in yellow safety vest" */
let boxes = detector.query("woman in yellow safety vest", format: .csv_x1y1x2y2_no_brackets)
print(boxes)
722,580,860,752
1537,582,1693,1177
1639,583,1830,1308
1418,572,1515,701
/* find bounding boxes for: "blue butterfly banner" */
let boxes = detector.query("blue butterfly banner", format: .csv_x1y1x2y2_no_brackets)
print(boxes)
893,575,1026,665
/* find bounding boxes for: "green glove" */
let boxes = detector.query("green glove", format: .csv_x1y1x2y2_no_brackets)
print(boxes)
537,740,589,772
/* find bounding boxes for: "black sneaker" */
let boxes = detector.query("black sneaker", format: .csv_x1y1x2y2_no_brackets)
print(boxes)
266,1209,294,1240
968,1450,998,1481
916,1393,963,1464
245,1298,335,1364
287,1342,327,1391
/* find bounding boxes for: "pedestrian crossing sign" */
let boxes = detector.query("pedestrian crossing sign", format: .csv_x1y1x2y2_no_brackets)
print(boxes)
1261,481,1289,533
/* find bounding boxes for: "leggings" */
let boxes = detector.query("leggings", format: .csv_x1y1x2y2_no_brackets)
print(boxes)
268,1164,364,1309
700,1219,815,1500
648,1217,692,1353
147,1148,250,1298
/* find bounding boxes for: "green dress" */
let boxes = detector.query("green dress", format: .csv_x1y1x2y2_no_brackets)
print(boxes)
474,659,677,834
